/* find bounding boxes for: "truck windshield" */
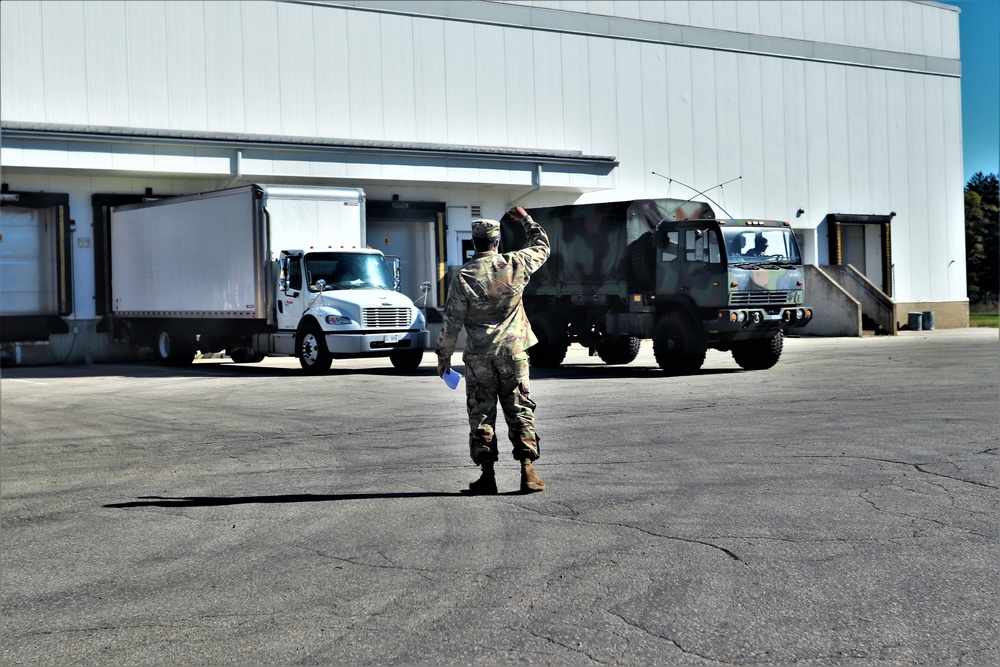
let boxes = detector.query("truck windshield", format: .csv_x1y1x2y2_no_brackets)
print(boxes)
305,252,393,291
723,228,802,266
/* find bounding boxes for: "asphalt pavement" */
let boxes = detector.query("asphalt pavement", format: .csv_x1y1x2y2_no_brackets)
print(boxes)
2,328,997,666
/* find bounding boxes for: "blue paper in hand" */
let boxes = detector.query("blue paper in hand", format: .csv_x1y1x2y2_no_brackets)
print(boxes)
442,368,462,390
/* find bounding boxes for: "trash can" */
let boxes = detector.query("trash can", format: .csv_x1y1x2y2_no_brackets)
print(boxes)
922,310,935,330
907,312,923,330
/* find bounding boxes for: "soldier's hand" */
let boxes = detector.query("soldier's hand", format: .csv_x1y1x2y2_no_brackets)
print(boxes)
437,363,451,378
508,205,528,221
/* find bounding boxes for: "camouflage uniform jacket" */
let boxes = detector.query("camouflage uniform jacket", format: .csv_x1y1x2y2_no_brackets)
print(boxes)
435,217,550,364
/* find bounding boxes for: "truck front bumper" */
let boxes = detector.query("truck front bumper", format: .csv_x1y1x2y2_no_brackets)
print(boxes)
706,306,813,333
325,329,430,356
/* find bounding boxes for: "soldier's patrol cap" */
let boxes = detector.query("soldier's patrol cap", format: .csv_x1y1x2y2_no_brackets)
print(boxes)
471,219,501,239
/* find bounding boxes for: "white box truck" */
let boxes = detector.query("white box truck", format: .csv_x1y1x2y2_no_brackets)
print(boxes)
109,184,429,373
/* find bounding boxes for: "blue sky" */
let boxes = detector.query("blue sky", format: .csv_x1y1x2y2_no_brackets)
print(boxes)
947,0,1000,183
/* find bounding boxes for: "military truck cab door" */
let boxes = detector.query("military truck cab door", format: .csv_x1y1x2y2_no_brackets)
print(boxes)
277,251,307,330
680,228,726,307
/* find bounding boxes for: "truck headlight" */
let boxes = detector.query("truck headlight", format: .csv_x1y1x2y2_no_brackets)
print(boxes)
325,315,352,325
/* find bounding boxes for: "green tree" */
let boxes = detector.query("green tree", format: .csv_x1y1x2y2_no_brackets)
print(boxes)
965,172,999,304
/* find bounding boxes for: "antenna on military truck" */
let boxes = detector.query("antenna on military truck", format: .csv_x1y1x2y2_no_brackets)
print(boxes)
651,172,740,219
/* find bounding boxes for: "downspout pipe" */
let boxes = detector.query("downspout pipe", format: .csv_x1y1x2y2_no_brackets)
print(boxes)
508,163,543,208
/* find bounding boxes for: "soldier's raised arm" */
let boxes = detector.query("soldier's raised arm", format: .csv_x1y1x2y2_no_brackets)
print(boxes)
507,205,549,273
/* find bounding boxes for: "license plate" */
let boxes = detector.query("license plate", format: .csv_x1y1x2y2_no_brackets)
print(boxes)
383,334,400,343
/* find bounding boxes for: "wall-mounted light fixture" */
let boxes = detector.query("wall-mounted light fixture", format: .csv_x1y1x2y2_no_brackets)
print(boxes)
795,208,804,218
890,211,896,219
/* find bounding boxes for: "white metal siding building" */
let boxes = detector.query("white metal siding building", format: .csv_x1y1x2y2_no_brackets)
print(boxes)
0,0,966,364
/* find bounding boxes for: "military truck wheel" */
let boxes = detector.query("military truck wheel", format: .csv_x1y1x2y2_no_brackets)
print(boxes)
597,335,641,365
297,321,333,374
731,331,784,370
227,347,265,364
389,348,424,372
527,314,569,368
156,328,196,367
653,312,707,375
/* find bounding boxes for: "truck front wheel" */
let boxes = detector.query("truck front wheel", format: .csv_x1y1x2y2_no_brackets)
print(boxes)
731,331,784,370
596,336,641,365
156,329,196,367
653,312,707,375
297,322,333,374
389,348,424,372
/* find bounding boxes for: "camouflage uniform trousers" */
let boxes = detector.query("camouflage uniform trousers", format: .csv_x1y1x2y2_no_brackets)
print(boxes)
463,351,540,465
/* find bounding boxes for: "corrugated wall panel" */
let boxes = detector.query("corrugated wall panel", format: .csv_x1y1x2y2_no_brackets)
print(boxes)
203,2,247,132
689,49,720,193
782,59,809,218
586,37,617,156
346,11,385,140
802,61,831,225
532,29,566,150
442,20,478,145
560,33,591,154
714,50,744,214
0,2,45,120
41,1,89,124
474,22,509,148
846,67,872,210
380,13,417,142
736,1,762,36
664,45,694,194
904,72,931,299
710,1,739,33
735,56,764,214
166,2,210,131
614,40,644,188
313,5,352,138
760,57,789,215
502,27,537,149
412,19,448,143
276,1,318,137
82,2,130,126
124,2,171,130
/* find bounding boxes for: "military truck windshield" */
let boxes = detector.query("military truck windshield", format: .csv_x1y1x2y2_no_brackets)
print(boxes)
304,252,393,291
724,228,802,266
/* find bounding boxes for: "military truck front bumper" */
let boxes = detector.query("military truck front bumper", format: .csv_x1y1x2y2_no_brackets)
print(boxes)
707,307,813,332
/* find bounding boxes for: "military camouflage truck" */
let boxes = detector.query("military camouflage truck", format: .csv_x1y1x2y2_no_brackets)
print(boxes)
499,198,813,374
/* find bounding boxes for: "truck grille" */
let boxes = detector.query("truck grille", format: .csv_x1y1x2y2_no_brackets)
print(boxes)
363,307,411,328
731,291,790,305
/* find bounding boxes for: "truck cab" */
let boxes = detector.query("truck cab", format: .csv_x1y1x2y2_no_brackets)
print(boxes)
655,219,812,333
274,248,428,373
648,218,812,372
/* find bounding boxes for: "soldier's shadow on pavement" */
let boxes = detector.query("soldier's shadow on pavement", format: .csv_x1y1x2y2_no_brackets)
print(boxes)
104,491,465,508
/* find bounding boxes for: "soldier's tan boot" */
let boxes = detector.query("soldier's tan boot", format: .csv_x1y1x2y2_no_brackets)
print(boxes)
520,458,545,493
464,461,498,495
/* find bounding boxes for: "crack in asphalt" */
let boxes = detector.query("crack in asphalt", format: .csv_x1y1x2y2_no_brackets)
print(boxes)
523,627,606,664
791,452,998,490
510,502,746,564
607,610,735,665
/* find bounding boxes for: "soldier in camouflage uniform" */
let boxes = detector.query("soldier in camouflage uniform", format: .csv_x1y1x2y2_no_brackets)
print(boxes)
436,206,550,495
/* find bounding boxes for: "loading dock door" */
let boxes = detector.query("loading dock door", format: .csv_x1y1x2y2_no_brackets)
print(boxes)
0,191,73,341
827,213,894,297
367,217,436,305
1,206,59,315
366,200,446,308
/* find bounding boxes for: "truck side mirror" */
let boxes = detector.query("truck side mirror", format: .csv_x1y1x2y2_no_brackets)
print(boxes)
385,256,401,291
